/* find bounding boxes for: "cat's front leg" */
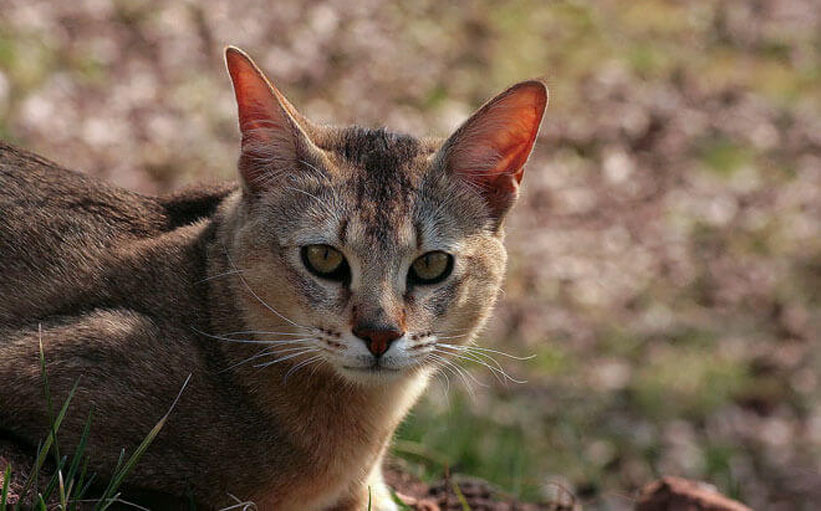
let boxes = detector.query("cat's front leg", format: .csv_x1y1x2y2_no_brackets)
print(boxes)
328,467,398,511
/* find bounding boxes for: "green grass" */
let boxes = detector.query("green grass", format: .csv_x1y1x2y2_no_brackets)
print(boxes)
630,347,749,419
395,391,542,501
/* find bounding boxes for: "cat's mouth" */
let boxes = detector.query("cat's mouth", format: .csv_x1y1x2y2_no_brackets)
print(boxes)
342,364,401,374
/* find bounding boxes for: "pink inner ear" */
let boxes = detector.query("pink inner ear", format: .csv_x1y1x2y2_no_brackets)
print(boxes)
449,81,547,187
489,96,543,182
225,49,286,141
226,48,304,191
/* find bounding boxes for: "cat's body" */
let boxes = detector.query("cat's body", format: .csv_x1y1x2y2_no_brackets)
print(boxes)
0,140,433,510
0,48,546,510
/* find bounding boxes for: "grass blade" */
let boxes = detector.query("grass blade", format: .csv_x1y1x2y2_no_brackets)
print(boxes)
19,355,80,506
96,448,125,509
38,327,63,466
2,463,10,511
39,327,56,445
21,440,43,510
74,461,96,509
451,480,472,511
389,488,413,511
65,409,94,496
96,374,192,510
58,469,66,509
41,455,67,501
29,382,78,497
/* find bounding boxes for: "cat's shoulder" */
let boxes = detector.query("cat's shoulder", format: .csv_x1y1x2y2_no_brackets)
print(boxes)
159,181,239,229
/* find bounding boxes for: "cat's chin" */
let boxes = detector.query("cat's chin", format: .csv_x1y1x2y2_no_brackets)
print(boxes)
336,364,413,385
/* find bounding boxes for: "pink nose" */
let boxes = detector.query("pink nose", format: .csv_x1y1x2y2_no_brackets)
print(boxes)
352,326,403,356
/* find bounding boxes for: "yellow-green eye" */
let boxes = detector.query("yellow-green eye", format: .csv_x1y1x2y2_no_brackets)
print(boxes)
301,244,349,281
409,251,453,285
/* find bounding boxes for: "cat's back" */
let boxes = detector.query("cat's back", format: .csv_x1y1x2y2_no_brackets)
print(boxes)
0,142,171,241
0,142,235,325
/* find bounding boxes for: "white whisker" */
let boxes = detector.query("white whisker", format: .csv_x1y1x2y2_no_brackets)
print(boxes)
437,348,508,384
218,330,310,338
283,354,324,383
255,348,321,369
193,328,313,345
197,268,244,284
220,338,312,346
436,347,527,385
220,346,274,373
221,344,314,373
426,354,458,392
438,344,529,383
308,357,327,378
433,330,471,339
428,353,482,396
414,358,450,400
439,342,536,361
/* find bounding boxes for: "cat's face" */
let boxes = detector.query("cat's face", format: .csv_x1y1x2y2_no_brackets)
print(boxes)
230,129,509,384
223,47,546,385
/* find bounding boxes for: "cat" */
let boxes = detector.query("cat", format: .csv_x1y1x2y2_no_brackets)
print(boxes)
0,47,547,510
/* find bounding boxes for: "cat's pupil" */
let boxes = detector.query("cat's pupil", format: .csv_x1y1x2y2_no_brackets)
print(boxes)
302,244,349,282
409,251,453,285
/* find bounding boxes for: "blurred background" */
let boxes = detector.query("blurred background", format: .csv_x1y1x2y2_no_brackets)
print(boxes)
0,1,818,509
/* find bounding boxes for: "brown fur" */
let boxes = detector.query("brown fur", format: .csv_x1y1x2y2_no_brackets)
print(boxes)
0,48,546,510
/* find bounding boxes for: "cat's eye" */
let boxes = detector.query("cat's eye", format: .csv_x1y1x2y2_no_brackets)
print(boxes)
301,244,350,282
408,251,453,285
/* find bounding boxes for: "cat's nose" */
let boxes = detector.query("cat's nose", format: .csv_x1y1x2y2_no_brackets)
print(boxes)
352,325,403,357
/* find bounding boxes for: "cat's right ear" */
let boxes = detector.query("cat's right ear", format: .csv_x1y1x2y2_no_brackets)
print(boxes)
437,80,547,225
225,46,316,193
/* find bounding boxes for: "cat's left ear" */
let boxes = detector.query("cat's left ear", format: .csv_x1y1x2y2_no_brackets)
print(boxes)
225,46,319,193
438,80,548,223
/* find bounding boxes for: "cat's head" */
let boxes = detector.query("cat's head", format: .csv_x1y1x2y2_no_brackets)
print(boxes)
221,47,546,385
